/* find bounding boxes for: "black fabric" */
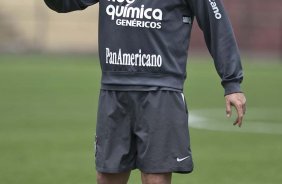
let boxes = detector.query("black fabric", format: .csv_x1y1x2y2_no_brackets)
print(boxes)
95,90,193,173
44,0,243,95
44,0,99,12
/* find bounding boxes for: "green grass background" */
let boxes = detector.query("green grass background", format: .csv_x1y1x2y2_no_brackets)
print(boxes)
0,55,281,184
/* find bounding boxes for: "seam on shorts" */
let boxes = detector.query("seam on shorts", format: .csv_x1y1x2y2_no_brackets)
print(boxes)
138,166,193,174
96,166,137,173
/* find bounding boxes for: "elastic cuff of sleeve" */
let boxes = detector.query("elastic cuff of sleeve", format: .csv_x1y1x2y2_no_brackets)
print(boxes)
223,82,242,96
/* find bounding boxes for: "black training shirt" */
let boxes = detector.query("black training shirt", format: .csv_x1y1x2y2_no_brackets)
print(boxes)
44,0,243,95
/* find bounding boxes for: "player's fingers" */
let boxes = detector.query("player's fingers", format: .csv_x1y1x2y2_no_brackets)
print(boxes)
234,102,244,127
243,103,247,115
233,114,243,127
233,117,239,126
225,100,232,118
242,97,247,115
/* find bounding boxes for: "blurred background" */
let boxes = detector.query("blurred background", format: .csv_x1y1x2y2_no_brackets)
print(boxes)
1,0,282,184
1,0,282,56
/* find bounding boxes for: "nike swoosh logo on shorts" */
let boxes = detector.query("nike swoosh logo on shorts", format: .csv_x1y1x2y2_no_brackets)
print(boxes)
176,156,190,162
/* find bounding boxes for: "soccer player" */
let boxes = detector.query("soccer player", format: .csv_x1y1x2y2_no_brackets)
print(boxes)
44,0,247,184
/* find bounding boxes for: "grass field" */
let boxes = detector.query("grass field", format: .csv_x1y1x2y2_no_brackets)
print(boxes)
0,55,282,184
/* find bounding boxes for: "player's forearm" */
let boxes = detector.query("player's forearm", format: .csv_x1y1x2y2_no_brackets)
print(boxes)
189,0,243,95
44,0,97,13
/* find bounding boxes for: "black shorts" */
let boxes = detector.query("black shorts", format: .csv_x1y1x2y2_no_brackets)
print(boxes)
95,90,193,174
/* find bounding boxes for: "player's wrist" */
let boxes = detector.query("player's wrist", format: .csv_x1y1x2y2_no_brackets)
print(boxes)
223,82,242,96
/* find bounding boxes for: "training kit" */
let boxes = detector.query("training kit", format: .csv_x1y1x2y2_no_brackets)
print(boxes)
44,0,243,174
44,0,243,95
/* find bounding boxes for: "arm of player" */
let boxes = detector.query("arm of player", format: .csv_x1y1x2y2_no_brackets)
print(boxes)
188,0,246,126
44,0,99,13
188,0,243,95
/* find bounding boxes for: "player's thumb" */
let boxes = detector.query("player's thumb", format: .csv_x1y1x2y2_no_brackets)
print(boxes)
225,100,232,118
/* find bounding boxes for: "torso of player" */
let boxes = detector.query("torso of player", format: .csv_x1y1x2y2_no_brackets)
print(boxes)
99,0,194,90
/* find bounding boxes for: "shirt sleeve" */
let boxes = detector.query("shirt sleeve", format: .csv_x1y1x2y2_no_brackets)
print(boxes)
188,0,243,95
44,0,99,13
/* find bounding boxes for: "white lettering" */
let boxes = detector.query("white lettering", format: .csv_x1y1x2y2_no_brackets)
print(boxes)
106,0,163,29
106,5,116,20
209,0,222,20
106,48,162,68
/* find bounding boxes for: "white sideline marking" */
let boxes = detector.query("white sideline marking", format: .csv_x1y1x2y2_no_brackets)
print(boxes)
189,110,282,135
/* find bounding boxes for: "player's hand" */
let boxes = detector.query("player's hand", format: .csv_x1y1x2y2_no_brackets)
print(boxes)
225,93,246,127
